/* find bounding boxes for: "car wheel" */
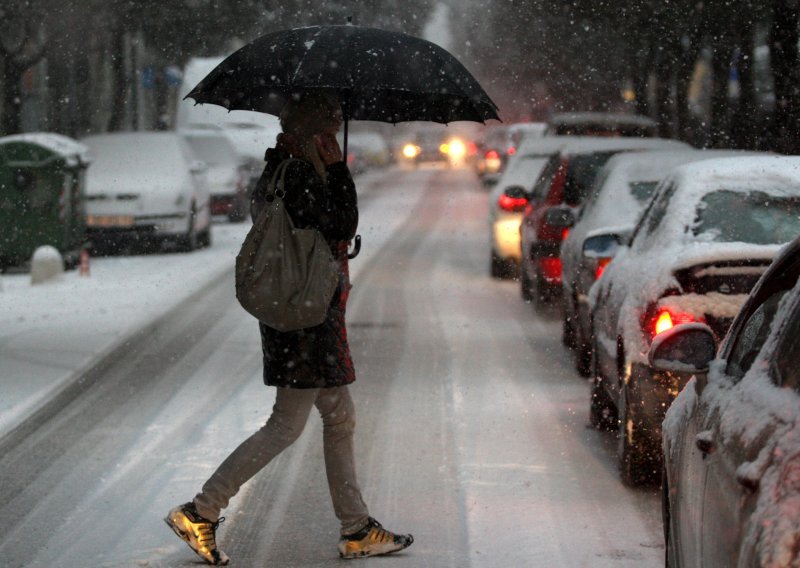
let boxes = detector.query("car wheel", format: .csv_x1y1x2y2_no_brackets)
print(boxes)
589,335,617,431
574,309,592,377
561,314,576,348
199,227,212,248
490,252,511,279
178,205,199,252
520,265,535,301
532,271,555,310
617,381,658,486
662,467,676,568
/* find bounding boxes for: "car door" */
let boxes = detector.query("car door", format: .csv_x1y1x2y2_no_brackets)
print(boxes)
694,281,794,565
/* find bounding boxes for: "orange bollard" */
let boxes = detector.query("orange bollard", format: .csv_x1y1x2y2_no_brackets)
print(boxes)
79,249,90,277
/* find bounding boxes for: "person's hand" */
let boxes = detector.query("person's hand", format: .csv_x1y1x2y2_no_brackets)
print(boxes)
315,133,343,165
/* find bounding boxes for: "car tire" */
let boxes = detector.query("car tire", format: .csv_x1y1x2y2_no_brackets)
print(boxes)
589,336,617,430
199,227,212,248
520,266,535,301
532,272,555,310
490,252,512,279
574,310,592,377
562,315,576,348
178,205,199,252
662,467,676,568
617,381,658,486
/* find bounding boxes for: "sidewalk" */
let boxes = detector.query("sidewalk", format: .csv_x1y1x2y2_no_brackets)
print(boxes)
0,167,431,439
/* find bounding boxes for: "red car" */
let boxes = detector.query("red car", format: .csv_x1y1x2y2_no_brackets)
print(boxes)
518,136,690,307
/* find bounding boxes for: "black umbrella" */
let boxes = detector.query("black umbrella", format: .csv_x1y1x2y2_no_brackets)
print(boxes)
185,24,500,127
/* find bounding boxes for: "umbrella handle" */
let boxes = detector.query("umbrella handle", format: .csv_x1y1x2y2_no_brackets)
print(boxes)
347,234,361,259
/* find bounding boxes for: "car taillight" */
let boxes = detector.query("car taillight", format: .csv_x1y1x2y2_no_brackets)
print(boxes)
594,257,612,280
485,149,500,160
498,194,528,212
467,141,478,156
539,257,562,283
651,309,697,337
507,146,516,156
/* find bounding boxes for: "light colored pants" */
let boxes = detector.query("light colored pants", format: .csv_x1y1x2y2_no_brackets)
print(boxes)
194,385,369,535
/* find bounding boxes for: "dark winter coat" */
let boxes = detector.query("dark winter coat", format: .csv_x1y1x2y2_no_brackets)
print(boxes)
249,147,358,388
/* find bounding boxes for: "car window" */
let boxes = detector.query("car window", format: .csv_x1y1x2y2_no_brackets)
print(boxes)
530,155,560,200
726,288,789,381
628,181,675,246
563,152,616,205
629,181,659,204
693,190,800,244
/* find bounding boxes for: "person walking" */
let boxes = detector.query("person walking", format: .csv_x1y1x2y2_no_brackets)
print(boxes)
165,93,413,566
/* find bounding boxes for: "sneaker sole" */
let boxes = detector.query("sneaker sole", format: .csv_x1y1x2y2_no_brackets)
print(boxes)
338,537,413,559
164,515,230,566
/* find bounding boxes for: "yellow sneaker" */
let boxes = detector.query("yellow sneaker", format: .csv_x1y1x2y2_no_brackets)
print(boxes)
338,517,414,559
165,502,230,566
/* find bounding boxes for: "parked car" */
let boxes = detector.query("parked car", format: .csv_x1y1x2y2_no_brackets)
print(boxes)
653,231,800,567
488,137,569,278
182,128,251,222
476,123,546,186
545,112,658,137
588,156,800,485
560,149,766,376
81,132,212,253
518,137,690,306
343,131,391,173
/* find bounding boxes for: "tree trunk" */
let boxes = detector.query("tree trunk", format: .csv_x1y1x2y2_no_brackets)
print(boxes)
770,0,800,153
1,59,24,134
107,27,128,132
732,26,758,149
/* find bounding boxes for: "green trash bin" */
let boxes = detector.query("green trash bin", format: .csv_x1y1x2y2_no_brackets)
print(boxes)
0,133,91,268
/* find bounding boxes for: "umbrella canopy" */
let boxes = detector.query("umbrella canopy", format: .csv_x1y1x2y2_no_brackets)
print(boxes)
185,25,500,124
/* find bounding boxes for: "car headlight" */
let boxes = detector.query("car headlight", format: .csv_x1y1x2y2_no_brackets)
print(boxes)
402,143,420,159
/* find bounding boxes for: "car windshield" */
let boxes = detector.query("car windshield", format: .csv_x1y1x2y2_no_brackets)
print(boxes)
564,152,617,205
629,181,659,204
85,136,184,178
693,189,800,244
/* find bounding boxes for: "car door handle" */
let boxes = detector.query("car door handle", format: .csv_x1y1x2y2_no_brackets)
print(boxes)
695,431,715,456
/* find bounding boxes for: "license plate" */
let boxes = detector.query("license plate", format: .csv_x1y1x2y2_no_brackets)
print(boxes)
86,214,135,227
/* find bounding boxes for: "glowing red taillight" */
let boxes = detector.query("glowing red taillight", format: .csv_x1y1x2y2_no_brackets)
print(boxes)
539,257,562,283
651,309,697,337
655,311,674,335
498,194,528,212
486,149,500,160
594,257,612,280
507,146,517,156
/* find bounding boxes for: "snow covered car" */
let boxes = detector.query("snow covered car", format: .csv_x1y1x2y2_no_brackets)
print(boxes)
182,128,251,222
588,156,800,485
545,112,658,138
519,136,690,306
560,149,766,376
82,132,212,252
488,136,569,278
652,233,800,567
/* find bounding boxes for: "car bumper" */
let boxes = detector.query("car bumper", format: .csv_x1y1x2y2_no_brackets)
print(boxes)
86,213,189,238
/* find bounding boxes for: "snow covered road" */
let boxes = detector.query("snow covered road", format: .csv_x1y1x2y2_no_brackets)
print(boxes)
0,166,662,567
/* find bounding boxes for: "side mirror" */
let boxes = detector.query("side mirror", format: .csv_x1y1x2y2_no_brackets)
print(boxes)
544,205,575,229
648,322,717,376
582,232,623,260
503,185,528,199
